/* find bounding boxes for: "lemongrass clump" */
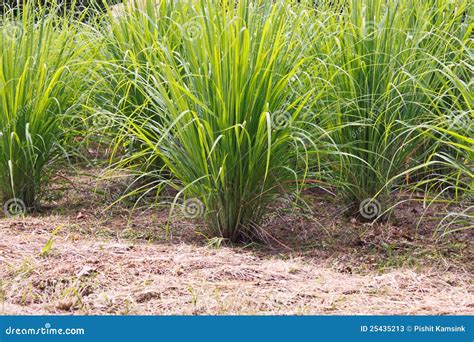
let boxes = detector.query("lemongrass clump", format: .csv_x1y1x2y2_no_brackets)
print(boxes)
306,0,472,220
111,0,314,241
0,4,93,209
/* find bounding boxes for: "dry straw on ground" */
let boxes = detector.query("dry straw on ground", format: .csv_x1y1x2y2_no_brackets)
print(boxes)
0,170,472,315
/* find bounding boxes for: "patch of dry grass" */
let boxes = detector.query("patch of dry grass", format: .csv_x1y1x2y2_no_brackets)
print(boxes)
0,169,472,315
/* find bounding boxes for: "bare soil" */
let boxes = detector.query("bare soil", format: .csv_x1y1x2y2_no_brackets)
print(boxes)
0,167,472,315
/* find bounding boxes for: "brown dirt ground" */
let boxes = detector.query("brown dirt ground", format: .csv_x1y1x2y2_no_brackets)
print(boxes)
0,167,473,315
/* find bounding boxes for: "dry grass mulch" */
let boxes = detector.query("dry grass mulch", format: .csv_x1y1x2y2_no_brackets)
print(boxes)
0,168,472,315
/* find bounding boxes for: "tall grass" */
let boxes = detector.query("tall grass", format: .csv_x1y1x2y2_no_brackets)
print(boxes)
99,0,183,118
418,106,473,236
307,0,472,219
0,4,92,209
1,0,470,241
110,0,313,241
91,0,185,175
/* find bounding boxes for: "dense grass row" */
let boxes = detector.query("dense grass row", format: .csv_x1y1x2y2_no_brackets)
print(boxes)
0,4,95,208
0,0,472,242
